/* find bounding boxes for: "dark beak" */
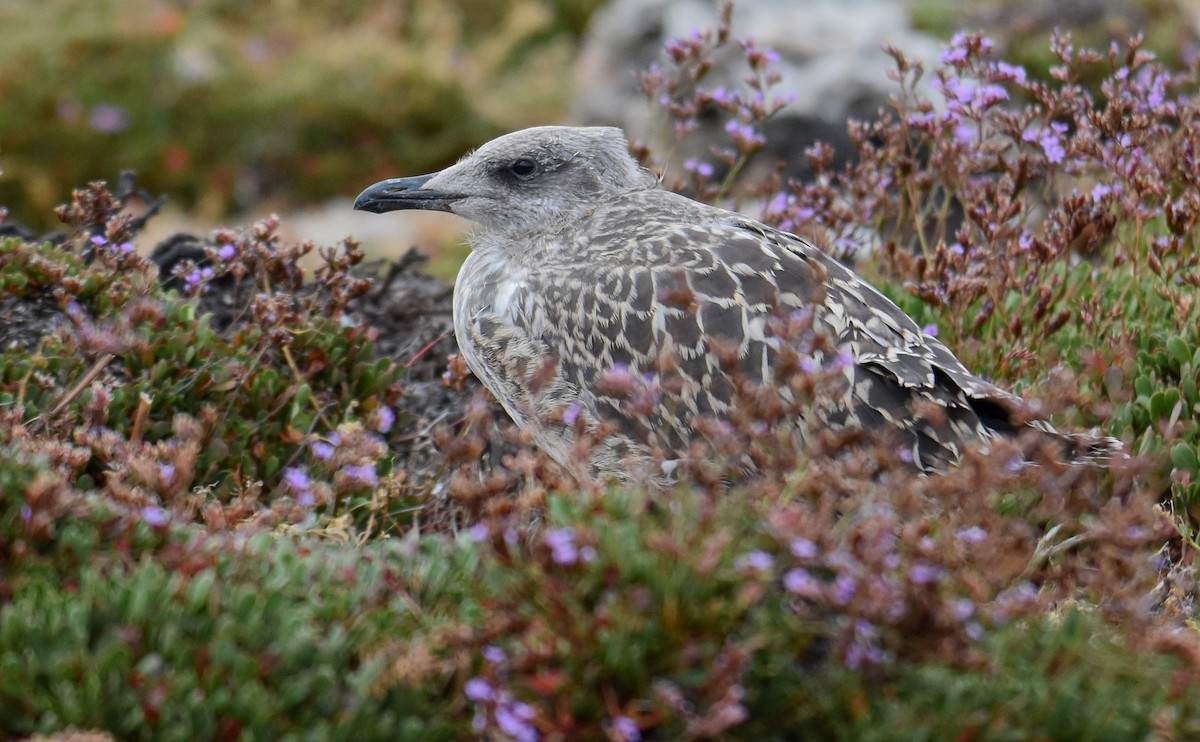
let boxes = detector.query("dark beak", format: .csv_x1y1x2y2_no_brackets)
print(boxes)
353,173,461,213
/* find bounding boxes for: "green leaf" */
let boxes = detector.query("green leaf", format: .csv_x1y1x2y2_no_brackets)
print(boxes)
1149,389,1180,420
1170,443,1199,474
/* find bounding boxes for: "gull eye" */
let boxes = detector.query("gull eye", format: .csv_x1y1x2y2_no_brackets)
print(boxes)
508,158,538,179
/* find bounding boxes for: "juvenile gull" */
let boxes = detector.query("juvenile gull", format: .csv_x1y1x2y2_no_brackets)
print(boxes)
355,126,1117,478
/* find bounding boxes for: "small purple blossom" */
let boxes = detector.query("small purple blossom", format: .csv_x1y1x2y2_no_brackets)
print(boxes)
20,505,32,522
342,464,378,487
790,537,818,559
217,244,236,260
465,677,494,703
183,266,215,292
283,466,311,492
141,505,169,526
545,527,579,565
612,715,641,741
495,703,538,742
159,463,176,486
783,568,820,597
994,61,1027,84
469,522,490,542
1091,183,1112,200
955,526,988,544
375,406,396,434
560,402,582,426
91,235,108,247
909,563,941,585
737,550,775,573
833,574,857,604
312,440,335,461
684,159,715,177
724,119,765,149
483,645,507,664
939,46,967,64
952,598,976,621
922,324,938,337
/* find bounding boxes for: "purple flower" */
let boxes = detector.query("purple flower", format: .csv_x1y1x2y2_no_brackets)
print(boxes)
783,568,820,597
737,550,775,573
482,645,507,664
89,104,131,133
545,527,579,565
342,464,378,487
218,244,236,260
20,505,32,522
833,575,857,604
1091,183,1112,200
580,545,598,563
684,159,715,177
116,242,134,254
298,491,316,507
952,598,976,621
560,402,582,426
612,715,641,741
141,506,169,526
995,61,1027,84
709,86,734,106
91,235,108,246
908,563,942,585
922,324,938,337
465,677,494,703
375,406,396,433
724,119,764,149
159,463,176,486
955,526,987,544
939,46,967,64
966,621,985,641
1037,128,1067,164
790,538,818,559
283,467,311,492
953,122,977,144
469,522,490,542
312,440,335,461
495,704,539,742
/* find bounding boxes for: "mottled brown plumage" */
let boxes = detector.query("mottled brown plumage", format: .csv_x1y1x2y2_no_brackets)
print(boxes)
355,126,1118,479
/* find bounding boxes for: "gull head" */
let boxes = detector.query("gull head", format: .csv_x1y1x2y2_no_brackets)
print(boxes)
353,126,657,235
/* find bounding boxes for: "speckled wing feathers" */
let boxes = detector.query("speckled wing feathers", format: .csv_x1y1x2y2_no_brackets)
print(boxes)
453,187,1029,474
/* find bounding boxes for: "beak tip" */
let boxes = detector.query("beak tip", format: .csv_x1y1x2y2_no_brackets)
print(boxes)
351,173,454,214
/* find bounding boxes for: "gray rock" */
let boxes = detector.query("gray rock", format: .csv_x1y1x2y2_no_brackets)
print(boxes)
572,0,942,180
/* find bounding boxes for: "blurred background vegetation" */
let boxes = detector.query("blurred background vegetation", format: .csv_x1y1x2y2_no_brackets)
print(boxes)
0,0,1196,237
0,0,603,231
